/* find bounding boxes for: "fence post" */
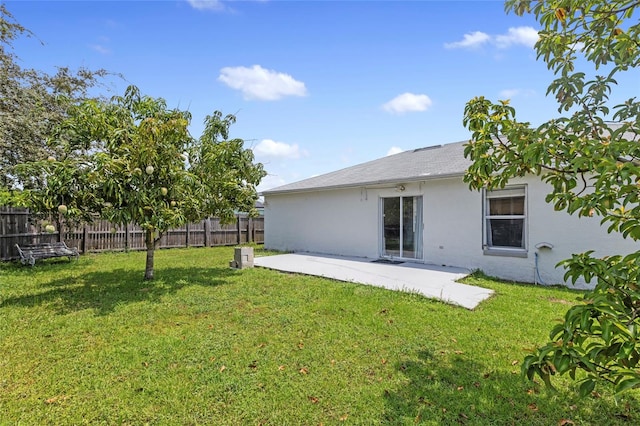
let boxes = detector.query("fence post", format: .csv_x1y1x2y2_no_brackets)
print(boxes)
125,224,130,251
236,214,241,244
204,218,211,247
82,225,88,253
248,217,253,243
186,223,190,247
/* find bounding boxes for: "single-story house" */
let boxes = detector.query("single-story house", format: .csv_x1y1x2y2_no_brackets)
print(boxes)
261,140,638,288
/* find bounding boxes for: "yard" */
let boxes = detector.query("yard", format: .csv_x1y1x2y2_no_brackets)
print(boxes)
1,246,638,425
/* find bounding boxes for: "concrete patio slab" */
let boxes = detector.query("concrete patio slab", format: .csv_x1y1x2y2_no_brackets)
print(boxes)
254,253,494,310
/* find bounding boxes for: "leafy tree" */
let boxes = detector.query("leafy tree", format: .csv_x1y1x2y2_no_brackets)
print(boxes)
16,86,266,280
0,5,107,188
462,0,640,395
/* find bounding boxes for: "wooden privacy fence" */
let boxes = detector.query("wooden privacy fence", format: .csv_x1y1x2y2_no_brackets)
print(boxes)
0,206,264,262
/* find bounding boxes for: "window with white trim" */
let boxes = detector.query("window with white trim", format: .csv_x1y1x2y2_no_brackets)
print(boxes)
484,186,526,253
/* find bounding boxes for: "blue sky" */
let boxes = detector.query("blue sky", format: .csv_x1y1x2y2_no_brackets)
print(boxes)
7,1,637,191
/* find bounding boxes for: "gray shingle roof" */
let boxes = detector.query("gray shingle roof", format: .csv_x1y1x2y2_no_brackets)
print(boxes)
262,122,638,195
262,140,471,195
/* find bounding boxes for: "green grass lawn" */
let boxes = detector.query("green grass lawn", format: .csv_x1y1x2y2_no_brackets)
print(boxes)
1,246,638,425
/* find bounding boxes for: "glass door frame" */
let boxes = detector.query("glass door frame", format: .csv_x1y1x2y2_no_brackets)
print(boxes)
379,195,423,261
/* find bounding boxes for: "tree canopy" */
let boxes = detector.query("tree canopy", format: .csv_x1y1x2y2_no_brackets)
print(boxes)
0,5,107,189
16,85,266,280
463,0,640,395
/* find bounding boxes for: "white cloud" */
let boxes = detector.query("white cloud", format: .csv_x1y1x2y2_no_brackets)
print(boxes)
89,44,111,55
445,26,538,50
387,146,403,156
444,31,491,49
382,93,432,114
257,174,288,193
499,88,536,98
254,139,308,159
494,26,539,49
218,65,308,101
187,0,226,11
499,89,520,98
572,41,586,52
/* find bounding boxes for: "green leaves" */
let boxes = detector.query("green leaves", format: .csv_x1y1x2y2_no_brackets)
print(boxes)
0,6,107,187
579,379,596,397
615,377,640,393
521,250,640,395
13,85,265,280
471,0,640,396
13,155,102,225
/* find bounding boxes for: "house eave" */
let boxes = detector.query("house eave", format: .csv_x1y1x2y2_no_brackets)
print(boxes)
261,172,466,196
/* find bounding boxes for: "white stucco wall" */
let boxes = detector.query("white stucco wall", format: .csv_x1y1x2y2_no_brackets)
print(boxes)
264,176,639,288
434,176,639,287
264,187,379,258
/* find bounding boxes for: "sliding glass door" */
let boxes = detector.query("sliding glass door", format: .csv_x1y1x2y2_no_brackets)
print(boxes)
381,196,423,260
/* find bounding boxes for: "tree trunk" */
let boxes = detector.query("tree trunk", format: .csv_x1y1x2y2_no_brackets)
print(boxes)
144,228,155,280
55,215,63,243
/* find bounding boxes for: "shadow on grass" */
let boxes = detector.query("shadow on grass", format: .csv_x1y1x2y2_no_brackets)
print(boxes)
0,266,235,316
382,348,638,425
